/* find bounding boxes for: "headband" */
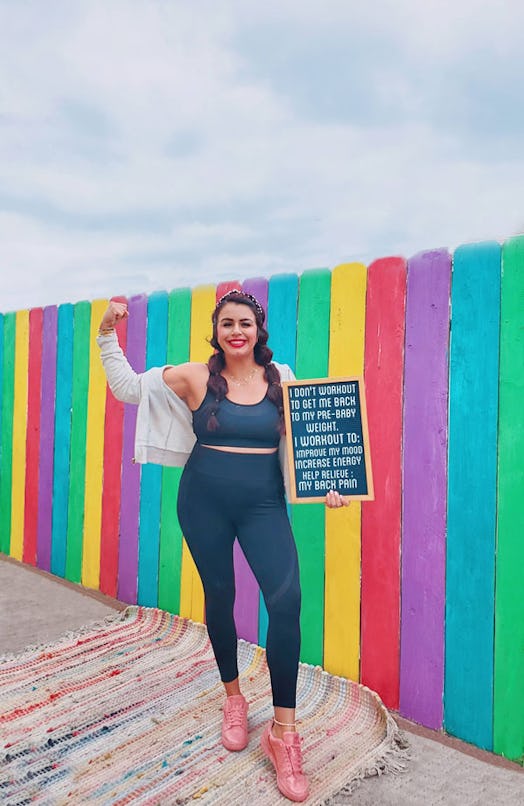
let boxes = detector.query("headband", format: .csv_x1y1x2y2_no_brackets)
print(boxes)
215,288,264,319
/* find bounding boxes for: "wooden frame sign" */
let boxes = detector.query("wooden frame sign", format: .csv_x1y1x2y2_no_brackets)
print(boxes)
282,377,374,503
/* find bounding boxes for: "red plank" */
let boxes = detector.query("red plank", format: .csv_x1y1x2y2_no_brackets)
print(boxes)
361,257,407,708
23,308,44,566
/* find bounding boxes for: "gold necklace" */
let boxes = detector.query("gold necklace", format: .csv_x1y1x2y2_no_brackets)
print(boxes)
224,366,259,386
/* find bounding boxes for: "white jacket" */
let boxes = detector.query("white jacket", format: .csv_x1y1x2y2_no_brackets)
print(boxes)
96,331,295,498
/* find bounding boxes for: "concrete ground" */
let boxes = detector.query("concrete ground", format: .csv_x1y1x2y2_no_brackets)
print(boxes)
1,556,522,806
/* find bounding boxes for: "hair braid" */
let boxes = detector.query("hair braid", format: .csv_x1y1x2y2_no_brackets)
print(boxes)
205,352,227,431
264,362,285,435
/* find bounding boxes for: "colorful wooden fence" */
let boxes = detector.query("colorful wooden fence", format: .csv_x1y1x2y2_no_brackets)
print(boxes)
0,239,523,764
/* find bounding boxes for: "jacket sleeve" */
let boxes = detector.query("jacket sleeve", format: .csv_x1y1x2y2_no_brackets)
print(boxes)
273,362,296,500
96,331,141,404
274,362,296,383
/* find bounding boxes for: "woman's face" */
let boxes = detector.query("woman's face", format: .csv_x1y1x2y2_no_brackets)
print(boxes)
216,302,258,359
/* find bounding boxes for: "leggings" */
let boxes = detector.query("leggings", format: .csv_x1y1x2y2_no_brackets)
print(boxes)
177,444,301,708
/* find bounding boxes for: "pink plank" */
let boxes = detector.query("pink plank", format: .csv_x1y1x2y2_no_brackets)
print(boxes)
228,278,269,643
37,305,58,571
100,296,128,598
400,249,451,729
117,295,147,604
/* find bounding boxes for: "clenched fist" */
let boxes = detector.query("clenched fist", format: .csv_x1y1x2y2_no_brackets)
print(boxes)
99,300,129,331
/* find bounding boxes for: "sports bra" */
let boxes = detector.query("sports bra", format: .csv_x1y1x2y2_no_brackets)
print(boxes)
192,388,281,449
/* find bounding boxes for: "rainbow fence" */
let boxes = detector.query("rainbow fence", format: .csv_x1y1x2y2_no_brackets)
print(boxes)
0,239,523,763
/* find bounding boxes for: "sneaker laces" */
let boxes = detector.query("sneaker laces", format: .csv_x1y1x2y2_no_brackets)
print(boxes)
224,700,245,729
286,739,304,776
273,734,304,778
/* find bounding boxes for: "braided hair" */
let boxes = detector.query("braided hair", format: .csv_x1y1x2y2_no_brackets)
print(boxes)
205,290,285,434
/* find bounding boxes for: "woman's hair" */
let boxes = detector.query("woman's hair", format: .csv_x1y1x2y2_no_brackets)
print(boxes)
205,290,284,433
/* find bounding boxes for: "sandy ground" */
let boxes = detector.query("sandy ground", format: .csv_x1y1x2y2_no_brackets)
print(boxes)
1,556,522,806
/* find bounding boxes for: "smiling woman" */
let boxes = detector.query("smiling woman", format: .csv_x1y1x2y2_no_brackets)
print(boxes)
96,288,349,802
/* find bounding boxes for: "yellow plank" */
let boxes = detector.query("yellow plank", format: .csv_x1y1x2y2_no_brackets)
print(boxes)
324,263,367,679
179,541,195,618
10,310,30,561
179,284,215,623
82,299,109,589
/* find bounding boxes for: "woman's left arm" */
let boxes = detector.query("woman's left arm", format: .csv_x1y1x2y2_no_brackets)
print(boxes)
325,490,351,508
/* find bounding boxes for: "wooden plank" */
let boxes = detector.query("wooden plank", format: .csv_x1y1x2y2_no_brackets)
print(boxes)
158,288,191,614
361,257,406,707
213,280,261,640
494,235,524,761
223,277,269,644
37,305,58,572
117,294,147,603
50,304,74,577
137,291,169,606
292,269,331,666
99,298,127,598
179,285,215,622
445,242,501,750
82,299,110,589
0,313,2,453
65,301,91,583
10,309,30,562
400,249,451,730
0,314,3,541
0,313,16,555
23,307,44,566
324,262,367,680
258,274,299,646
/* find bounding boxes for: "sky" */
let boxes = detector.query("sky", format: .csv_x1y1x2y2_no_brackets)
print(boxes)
1,0,523,313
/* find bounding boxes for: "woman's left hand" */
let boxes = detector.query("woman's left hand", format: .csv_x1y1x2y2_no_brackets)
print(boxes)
325,489,350,508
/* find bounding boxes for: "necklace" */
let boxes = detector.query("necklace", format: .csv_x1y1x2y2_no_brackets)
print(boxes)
224,366,259,386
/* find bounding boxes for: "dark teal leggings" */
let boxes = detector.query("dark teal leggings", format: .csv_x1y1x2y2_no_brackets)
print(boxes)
177,444,301,708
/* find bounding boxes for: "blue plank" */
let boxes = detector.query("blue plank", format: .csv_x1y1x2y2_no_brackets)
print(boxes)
258,274,299,646
50,304,74,577
444,241,501,750
137,291,169,606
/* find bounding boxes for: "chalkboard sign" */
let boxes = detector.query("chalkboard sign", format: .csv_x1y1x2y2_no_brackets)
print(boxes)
282,377,374,503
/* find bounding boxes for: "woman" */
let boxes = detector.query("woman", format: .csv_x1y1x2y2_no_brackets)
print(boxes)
97,289,349,803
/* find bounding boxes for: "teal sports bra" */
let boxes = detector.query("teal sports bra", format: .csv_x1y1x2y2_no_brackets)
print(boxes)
192,388,281,449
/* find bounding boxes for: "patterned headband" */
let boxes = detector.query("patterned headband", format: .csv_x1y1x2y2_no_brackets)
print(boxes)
215,288,264,320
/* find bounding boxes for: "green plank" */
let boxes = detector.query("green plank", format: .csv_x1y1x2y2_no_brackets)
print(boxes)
292,269,331,665
0,313,16,554
65,301,91,582
158,288,191,614
494,236,524,762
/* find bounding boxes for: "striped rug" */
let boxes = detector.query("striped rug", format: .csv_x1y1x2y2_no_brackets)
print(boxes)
0,607,408,805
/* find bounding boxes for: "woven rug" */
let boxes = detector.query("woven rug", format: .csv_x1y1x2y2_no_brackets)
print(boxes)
1,607,408,805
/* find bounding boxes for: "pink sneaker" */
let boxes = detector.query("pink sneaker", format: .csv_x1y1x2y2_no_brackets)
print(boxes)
221,694,248,751
261,723,309,802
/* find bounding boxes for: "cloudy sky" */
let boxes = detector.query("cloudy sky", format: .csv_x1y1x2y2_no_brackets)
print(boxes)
1,0,522,313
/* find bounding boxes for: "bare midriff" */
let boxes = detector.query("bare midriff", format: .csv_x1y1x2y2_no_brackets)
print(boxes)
200,444,278,454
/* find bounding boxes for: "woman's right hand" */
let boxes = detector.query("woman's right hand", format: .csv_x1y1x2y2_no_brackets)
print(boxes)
99,300,129,331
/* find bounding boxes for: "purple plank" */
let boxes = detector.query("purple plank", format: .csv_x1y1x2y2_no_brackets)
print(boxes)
400,249,451,729
37,305,58,572
230,278,269,642
117,295,147,604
